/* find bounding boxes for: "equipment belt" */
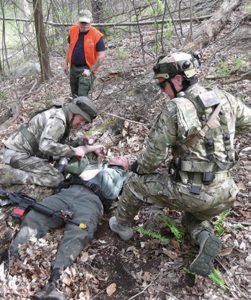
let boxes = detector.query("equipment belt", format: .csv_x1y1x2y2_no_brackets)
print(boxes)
180,160,214,172
214,171,231,181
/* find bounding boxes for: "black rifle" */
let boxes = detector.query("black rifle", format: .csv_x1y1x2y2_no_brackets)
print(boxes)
0,189,87,229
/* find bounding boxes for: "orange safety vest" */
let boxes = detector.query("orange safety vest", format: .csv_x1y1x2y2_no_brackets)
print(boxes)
67,25,103,68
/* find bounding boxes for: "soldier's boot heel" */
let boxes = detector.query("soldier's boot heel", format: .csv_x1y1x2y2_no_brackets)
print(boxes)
109,216,134,241
189,235,222,277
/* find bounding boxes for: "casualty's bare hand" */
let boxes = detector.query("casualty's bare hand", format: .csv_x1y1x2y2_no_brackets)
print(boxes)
74,146,87,157
74,144,106,158
82,69,92,77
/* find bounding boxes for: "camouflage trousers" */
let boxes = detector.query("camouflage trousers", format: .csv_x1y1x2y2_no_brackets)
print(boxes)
115,171,239,240
9,185,103,270
70,65,95,97
1,149,63,187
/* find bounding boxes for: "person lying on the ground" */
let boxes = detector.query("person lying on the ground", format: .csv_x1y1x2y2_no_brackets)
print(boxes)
1,96,102,187
0,155,128,300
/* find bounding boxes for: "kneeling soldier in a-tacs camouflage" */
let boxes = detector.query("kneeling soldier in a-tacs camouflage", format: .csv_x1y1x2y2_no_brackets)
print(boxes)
1,96,102,187
0,155,129,300
109,52,251,277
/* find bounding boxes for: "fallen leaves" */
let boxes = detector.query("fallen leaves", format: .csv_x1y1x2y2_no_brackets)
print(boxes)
106,282,117,296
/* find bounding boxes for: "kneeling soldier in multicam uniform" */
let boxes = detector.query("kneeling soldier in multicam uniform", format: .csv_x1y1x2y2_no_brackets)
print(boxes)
1,96,102,187
1,156,129,300
109,52,251,276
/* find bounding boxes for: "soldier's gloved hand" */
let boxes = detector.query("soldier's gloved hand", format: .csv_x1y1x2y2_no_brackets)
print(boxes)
130,160,140,174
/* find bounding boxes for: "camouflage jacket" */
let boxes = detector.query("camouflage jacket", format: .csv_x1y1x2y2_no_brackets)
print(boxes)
4,107,75,159
137,83,251,174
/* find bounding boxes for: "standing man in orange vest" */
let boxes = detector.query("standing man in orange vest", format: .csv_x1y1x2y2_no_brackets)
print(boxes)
64,9,105,98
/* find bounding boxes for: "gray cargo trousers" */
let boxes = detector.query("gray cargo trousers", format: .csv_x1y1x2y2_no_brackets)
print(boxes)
9,185,103,270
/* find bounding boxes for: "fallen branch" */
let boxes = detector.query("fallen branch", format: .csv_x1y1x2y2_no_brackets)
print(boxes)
0,15,212,27
128,273,161,300
101,112,148,128
182,0,242,51
206,71,251,83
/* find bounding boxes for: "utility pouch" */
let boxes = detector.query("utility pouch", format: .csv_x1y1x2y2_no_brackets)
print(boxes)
196,91,221,108
202,172,215,185
190,185,201,195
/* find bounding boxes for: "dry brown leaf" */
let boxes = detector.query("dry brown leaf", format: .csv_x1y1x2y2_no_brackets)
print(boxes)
62,275,72,286
237,182,246,191
219,247,233,257
106,282,117,296
239,210,251,219
80,252,89,262
142,271,151,282
162,248,178,260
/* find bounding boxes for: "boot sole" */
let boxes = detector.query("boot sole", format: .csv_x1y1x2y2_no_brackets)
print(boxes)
189,235,222,277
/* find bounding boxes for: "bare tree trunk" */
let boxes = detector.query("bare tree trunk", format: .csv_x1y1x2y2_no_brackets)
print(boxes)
91,0,104,32
0,0,9,73
182,0,242,52
23,0,33,33
0,56,3,78
33,0,52,82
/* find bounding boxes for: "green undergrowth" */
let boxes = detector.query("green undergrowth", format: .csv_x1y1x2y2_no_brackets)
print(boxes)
160,214,185,242
185,267,228,290
208,268,229,290
214,210,230,236
135,213,184,244
136,226,169,243
85,117,118,137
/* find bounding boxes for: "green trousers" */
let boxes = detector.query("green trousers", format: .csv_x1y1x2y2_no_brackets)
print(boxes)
70,65,94,97
115,171,238,240
10,185,103,270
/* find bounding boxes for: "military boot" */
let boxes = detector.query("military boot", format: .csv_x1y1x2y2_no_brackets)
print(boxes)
32,269,66,300
0,249,9,265
109,216,134,241
189,230,222,277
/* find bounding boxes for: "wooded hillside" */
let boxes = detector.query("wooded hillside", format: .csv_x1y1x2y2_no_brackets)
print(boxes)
0,0,250,299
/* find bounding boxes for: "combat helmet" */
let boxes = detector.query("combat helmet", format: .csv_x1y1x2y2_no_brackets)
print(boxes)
67,96,97,123
153,52,201,80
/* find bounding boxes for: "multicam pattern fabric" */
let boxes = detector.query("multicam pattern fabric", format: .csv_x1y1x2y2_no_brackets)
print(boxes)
115,83,251,240
2,107,74,187
5,107,74,158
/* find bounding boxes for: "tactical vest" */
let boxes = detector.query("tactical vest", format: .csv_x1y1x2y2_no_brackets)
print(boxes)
172,84,237,193
19,105,71,156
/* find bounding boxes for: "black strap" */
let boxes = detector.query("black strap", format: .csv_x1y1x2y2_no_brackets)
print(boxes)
55,177,113,211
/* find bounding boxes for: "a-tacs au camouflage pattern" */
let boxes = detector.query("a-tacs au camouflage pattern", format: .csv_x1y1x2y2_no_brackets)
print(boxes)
2,107,74,187
115,83,251,240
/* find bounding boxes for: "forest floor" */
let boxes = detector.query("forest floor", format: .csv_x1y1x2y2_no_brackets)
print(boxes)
0,2,250,300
